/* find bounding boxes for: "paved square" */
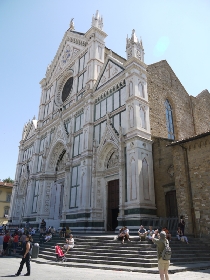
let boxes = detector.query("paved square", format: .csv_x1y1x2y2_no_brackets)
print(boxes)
0,257,210,280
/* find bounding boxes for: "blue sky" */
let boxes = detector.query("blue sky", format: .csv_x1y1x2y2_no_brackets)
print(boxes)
0,0,209,180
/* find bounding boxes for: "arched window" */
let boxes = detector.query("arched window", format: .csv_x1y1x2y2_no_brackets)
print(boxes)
138,83,145,98
129,81,133,96
165,100,175,140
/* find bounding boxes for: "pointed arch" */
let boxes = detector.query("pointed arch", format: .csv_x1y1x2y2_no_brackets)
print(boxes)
165,99,175,140
142,158,150,200
129,106,134,128
46,141,66,172
129,81,133,96
138,82,145,98
130,157,137,200
140,106,146,129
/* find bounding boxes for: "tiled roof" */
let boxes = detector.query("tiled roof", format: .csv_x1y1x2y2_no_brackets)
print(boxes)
169,131,210,146
0,182,13,187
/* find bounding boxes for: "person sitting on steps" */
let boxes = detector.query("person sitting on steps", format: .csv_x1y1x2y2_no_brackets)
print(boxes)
138,225,147,241
63,234,74,254
177,227,189,244
146,226,154,241
121,227,131,244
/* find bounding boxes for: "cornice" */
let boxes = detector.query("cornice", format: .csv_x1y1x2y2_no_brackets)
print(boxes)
94,76,126,103
124,56,147,69
85,26,107,40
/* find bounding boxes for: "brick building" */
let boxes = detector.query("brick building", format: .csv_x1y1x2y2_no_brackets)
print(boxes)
149,61,210,237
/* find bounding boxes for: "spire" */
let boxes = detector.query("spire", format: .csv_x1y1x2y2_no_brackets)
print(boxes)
131,29,138,43
126,30,144,62
91,10,103,30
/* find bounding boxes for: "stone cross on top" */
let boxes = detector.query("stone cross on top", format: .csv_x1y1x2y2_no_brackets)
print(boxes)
106,63,113,78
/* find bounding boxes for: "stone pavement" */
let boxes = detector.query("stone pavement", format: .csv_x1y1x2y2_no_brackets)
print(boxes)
0,257,210,280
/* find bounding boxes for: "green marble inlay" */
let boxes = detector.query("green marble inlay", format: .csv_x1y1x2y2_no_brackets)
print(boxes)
61,221,104,228
66,213,91,219
124,208,156,215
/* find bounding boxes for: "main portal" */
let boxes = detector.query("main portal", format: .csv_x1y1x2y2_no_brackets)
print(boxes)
107,179,119,231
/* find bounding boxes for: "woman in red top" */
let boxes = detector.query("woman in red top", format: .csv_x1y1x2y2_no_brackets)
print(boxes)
3,233,10,255
13,234,19,254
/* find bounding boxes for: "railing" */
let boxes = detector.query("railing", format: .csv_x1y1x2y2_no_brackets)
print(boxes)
137,217,179,233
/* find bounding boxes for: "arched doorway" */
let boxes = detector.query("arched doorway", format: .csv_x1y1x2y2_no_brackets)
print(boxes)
46,142,67,226
107,179,119,231
106,149,120,231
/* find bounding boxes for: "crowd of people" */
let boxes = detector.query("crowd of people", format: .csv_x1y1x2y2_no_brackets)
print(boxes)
0,216,188,278
116,216,187,280
117,216,187,245
0,226,36,257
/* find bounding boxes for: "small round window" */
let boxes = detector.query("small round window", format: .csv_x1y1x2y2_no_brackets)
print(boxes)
62,77,73,102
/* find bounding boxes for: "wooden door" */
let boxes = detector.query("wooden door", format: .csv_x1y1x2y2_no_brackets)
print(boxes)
165,190,178,217
107,179,119,231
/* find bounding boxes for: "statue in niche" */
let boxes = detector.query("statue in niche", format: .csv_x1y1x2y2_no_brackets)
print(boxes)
70,18,75,31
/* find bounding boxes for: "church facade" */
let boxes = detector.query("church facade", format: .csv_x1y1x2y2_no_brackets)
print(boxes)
9,11,210,235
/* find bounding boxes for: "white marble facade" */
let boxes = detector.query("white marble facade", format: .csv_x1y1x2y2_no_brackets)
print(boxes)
9,11,156,232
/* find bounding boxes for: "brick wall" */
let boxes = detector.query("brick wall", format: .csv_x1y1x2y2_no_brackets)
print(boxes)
148,60,195,141
172,134,210,236
191,90,210,135
152,137,175,217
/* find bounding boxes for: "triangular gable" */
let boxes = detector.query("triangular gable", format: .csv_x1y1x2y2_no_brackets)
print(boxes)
46,30,87,83
23,119,37,141
95,58,124,90
48,120,68,153
97,117,119,156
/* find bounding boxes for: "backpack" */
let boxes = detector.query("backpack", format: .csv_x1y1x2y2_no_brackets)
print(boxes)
162,240,172,260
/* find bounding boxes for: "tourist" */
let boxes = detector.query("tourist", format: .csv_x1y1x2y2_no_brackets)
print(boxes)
60,227,66,238
44,233,52,243
122,227,130,244
65,226,71,238
152,230,170,280
162,227,171,241
13,233,19,255
20,232,26,250
138,225,147,241
178,215,185,235
63,234,74,254
29,228,36,236
15,234,33,276
177,227,189,244
40,219,46,233
117,227,125,242
3,232,10,256
146,226,154,240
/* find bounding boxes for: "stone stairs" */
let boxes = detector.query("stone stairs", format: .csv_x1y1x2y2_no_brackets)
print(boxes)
26,234,210,269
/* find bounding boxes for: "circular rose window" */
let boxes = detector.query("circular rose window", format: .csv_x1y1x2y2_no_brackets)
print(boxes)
62,77,73,102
